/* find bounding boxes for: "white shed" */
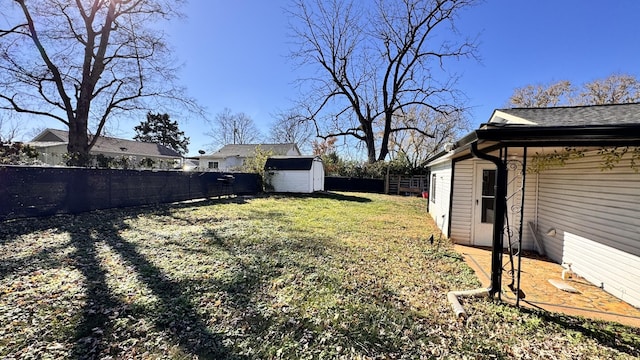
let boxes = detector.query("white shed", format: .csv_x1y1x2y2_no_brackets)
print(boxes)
264,156,325,193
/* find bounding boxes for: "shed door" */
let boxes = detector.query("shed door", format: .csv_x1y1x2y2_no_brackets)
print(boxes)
312,161,324,191
473,164,495,246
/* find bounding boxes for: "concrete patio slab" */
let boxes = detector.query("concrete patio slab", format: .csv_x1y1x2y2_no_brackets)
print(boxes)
454,245,640,328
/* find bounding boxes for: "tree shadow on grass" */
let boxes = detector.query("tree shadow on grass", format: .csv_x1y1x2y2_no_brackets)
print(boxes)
1,198,257,359
64,212,234,359
267,191,372,203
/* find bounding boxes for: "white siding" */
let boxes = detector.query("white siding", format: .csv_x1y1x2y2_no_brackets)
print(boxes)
271,170,312,193
520,171,538,252
223,157,244,171
536,151,640,307
448,155,544,251
428,161,452,236
506,156,538,252
450,159,473,244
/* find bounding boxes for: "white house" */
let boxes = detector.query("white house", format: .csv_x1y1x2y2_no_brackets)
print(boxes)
264,156,325,193
199,143,301,172
28,129,183,169
426,103,640,308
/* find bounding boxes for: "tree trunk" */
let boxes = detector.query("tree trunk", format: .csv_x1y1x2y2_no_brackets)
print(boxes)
361,117,377,163
66,112,90,166
377,111,393,162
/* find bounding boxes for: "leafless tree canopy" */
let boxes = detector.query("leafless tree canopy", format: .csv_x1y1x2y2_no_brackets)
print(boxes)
389,106,468,168
509,81,573,108
267,110,314,152
508,74,640,108
288,0,478,163
206,108,263,151
0,0,197,165
0,115,20,143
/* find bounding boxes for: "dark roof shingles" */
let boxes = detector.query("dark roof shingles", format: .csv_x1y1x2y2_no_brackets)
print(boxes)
497,103,640,127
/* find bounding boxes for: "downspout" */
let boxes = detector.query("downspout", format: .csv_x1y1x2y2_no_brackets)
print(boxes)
447,141,506,318
470,142,508,298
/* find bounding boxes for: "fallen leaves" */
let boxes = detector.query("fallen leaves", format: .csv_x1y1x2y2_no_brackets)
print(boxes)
1,194,638,359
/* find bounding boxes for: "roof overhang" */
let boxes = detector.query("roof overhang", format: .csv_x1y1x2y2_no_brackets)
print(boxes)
476,124,640,147
440,124,640,161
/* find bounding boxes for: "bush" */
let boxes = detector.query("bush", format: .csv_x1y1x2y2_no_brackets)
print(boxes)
321,152,427,178
0,142,39,165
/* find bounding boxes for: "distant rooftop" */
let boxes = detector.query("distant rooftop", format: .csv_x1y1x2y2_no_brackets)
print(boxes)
30,129,182,158
204,143,300,158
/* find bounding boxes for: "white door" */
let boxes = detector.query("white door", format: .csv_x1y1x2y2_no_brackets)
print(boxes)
473,164,496,246
312,162,324,191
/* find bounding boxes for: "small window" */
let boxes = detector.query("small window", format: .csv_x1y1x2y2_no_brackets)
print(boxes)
208,161,219,169
430,173,437,203
481,170,496,223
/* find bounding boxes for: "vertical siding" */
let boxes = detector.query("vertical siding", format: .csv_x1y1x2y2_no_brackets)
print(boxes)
450,159,473,244
536,151,640,307
271,171,311,193
428,161,452,236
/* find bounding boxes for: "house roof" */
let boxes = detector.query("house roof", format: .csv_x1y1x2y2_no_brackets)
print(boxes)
490,102,640,127
264,156,320,171
30,129,182,158
478,103,640,147
425,103,640,165
205,143,300,158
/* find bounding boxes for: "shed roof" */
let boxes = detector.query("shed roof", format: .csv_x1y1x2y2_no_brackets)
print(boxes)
264,156,319,171
30,129,182,158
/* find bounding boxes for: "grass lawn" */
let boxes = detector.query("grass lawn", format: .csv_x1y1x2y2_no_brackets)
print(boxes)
1,192,638,359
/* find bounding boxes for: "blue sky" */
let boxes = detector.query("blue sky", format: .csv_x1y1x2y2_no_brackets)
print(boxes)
163,0,640,155
14,0,640,156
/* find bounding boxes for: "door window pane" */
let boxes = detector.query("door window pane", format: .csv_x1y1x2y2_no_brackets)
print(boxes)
482,170,496,196
481,198,494,223
481,169,496,224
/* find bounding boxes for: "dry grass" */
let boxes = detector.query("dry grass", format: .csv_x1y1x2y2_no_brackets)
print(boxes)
1,192,638,359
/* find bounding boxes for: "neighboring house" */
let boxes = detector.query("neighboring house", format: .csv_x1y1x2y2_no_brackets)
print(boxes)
264,156,325,193
182,157,200,171
29,128,183,169
199,143,301,172
425,103,640,308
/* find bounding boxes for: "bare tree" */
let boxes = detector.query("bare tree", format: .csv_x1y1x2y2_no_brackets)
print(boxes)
0,115,20,143
206,108,263,150
288,0,478,163
0,0,198,165
267,110,314,151
578,74,640,105
508,80,574,108
508,74,640,107
389,106,467,168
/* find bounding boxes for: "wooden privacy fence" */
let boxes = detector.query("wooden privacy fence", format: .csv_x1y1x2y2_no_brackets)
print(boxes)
0,166,261,220
385,174,428,196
